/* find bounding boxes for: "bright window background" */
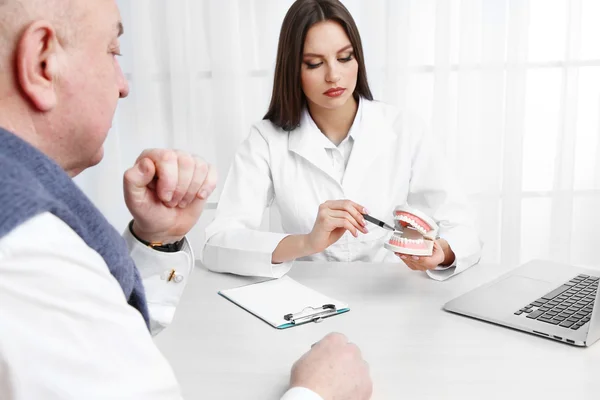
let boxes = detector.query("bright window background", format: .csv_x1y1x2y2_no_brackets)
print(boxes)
76,0,600,268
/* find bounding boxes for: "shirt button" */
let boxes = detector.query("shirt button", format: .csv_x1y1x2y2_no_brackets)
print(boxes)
174,275,184,283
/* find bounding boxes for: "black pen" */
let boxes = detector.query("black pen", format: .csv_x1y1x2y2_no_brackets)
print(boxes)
362,214,396,231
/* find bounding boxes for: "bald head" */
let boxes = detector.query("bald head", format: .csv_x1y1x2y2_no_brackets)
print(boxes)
0,0,128,176
0,0,76,54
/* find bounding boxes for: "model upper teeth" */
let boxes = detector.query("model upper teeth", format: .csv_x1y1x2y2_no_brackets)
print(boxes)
395,215,428,235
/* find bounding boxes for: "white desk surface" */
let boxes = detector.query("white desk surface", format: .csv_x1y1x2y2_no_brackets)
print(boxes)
154,261,600,399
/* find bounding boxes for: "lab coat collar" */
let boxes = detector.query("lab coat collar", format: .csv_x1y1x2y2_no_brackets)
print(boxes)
306,97,364,149
288,104,348,184
288,98,394,190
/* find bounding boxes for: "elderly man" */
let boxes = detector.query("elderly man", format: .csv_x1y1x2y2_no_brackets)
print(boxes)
0,0,372,399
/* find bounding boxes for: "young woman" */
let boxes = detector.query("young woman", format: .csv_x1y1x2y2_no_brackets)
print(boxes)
203,0,481,281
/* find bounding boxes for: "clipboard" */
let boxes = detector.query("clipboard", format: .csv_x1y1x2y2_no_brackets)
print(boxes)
218,276,350,329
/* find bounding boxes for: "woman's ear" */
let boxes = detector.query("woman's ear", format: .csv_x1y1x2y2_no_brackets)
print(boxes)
15,20,62,112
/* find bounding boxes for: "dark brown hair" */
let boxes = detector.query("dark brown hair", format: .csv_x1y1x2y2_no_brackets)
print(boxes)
263,0,373,131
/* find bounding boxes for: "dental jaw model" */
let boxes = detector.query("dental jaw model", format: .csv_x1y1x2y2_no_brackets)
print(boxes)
384,205,439,256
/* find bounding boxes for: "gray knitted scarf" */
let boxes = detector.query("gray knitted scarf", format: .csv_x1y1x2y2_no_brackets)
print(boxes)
0,127,150,328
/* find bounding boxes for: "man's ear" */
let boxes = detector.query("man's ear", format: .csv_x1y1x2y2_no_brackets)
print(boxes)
16,20,62,112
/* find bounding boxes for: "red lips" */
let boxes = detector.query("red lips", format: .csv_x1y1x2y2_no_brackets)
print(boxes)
323,87,346,97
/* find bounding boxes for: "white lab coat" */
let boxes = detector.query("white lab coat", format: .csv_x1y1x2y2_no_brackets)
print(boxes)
203,99,482,281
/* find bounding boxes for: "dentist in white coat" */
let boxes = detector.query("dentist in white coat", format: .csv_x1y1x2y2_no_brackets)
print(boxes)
204,0,482,282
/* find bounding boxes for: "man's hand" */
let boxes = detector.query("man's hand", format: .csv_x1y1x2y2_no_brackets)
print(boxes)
396,239,455,271
289,332,372,400
123,149,217,244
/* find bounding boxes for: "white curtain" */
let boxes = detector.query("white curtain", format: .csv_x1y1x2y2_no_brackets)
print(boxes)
75,0,600,269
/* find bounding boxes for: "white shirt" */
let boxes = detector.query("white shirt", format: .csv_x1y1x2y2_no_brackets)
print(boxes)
204,99,481,280
0,212,320,400
310,98,361,184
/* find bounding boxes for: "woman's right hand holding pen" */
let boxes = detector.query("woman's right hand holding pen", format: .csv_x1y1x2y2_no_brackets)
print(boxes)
305,200,369,253
272,200,368,264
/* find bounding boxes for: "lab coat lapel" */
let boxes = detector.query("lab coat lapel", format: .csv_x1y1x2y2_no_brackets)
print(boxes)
342,101,394,195
288,112,340,184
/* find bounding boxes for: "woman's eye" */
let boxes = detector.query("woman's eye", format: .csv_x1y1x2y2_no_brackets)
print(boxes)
305,62,322,69
339,54,354,62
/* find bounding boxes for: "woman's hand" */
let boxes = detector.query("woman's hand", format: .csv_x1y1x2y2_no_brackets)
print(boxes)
305,200,369,254
396,239,455,271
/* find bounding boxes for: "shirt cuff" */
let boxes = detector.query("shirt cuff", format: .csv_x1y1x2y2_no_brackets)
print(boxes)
123,223,195,336
122,223,195,277
280,387,324,400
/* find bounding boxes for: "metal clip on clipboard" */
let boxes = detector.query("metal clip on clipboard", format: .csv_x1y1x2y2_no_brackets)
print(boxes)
283,304,337,325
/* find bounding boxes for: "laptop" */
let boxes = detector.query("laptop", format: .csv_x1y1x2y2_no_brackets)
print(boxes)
444,259,600,346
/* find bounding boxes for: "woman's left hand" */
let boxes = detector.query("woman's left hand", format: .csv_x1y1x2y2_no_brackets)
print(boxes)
395,240,451,271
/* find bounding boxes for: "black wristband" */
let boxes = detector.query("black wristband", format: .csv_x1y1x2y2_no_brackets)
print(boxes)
128,221,185,253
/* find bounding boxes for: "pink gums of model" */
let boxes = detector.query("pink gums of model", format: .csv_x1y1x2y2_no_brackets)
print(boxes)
383,205,439,256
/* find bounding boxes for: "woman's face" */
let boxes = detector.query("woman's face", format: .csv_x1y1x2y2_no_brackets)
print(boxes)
300,20,358,111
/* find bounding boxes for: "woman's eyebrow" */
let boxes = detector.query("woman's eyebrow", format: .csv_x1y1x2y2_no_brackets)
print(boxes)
303,44,353,58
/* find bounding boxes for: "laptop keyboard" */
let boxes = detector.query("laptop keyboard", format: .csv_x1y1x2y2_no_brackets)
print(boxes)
514,274,598,330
